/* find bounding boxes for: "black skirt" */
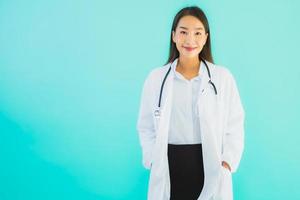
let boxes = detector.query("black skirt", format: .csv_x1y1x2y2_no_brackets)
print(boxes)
168,143,205,200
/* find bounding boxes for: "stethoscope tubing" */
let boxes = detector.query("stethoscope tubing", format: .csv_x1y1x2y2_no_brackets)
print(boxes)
155,58,217,117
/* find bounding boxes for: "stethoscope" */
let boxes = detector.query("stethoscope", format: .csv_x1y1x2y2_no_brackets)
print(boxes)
154,57,217,117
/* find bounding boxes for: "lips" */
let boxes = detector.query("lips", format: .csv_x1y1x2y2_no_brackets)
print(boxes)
183,46,197,51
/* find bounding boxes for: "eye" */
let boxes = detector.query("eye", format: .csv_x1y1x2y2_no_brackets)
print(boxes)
180,31,187,34
195,32,201,35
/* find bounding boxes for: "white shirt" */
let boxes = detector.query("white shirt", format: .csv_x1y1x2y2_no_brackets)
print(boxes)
168,61,204,144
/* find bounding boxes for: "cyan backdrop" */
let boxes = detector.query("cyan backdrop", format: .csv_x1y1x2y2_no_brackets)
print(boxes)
0,0,299,199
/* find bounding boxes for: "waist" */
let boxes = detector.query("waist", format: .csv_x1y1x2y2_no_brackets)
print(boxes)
168,143,202,151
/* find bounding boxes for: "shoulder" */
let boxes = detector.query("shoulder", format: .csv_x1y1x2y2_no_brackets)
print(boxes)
141,63,172,93
145,63,172,82
205,60,236,83
206,61,243,101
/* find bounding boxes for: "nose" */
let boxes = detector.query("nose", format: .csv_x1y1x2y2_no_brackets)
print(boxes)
185,32,196,43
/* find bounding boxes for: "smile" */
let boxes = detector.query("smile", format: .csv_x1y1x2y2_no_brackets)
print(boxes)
183,46,197,51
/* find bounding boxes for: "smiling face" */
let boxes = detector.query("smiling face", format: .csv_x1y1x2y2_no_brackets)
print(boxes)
172,15,208,59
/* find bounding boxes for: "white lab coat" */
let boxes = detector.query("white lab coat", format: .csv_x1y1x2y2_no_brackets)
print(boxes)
136,58,245,200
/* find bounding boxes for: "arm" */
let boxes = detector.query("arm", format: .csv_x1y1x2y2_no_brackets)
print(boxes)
221,71,245,173
136,72,156,170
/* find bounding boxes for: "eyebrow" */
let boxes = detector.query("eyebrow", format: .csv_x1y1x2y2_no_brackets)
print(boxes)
179,26,204,30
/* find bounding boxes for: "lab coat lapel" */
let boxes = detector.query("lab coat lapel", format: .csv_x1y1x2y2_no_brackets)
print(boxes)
148,61,175,200
197,61,223,200
156,60,176,144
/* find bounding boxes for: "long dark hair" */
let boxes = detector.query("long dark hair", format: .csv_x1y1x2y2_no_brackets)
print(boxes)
165,6,214,65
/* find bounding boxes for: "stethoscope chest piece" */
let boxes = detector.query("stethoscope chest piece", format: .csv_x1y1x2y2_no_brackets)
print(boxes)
154,109,161,117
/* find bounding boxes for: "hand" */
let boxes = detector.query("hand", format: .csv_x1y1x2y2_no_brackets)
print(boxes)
222,161,231,172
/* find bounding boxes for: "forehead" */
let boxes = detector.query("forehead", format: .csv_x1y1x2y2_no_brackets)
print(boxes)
177,15,205,30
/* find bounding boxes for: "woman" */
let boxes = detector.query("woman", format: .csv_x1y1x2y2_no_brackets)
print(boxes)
137,6,245,200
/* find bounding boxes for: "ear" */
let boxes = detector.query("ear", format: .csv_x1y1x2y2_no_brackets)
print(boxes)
203,33,208,45
172,30,176,43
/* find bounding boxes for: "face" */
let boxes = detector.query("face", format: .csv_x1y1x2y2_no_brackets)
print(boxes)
172,15,208,58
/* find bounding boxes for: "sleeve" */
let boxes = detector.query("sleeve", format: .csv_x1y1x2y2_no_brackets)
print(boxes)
136,71,157,170
221,71,245,173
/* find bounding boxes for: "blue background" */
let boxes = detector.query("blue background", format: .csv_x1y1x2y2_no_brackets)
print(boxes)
0,0,299,199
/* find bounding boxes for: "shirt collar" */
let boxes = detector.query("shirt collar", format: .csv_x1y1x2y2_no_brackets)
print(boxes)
171,58,203,81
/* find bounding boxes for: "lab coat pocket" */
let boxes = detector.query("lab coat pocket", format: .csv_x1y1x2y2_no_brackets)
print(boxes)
214,167,233,200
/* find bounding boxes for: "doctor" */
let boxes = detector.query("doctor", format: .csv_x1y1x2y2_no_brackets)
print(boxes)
136,6,245,200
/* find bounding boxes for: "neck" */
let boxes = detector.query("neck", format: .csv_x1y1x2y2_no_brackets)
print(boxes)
177,56,200,73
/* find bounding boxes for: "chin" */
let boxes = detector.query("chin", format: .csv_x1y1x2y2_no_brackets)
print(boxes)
181,53,199,58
